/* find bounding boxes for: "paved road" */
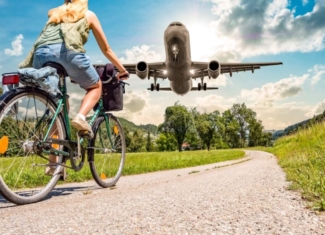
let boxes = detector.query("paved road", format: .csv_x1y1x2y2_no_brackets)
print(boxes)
0,151,324,234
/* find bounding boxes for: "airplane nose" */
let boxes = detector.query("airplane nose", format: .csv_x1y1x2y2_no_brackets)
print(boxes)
166,29,187,43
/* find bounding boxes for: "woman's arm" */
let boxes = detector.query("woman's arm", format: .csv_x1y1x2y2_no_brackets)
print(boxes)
86,10,128,77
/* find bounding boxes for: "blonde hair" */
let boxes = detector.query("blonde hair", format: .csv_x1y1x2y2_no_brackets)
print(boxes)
47,0,88,24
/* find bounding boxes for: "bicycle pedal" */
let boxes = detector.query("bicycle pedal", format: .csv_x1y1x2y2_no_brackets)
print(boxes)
78,130,94,139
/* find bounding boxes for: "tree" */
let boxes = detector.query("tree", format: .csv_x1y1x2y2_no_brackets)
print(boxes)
222,110,241,148
247,118,263,147
260,132,273,147
184,129,201,150
146,131,154,152
230,103,257,147
128,129,146,152
193,109,223,151
159,102,194,151
155,133,177,151
123,126,132,150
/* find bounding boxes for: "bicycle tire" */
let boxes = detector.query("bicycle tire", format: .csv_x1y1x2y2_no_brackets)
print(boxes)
88,114,126,188
0,87,66,205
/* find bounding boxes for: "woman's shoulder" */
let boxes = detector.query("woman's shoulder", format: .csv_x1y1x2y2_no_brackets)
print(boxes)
85,10,99,27
85,10,97,21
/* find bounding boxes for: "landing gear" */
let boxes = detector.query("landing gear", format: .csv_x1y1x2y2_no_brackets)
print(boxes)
150,83,160,91
198,76,207,91
149,73,160,91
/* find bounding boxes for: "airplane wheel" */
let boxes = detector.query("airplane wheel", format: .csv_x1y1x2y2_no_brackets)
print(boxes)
156,83,160,91
150,83,154,91
203,83,207,91
198,83,201,91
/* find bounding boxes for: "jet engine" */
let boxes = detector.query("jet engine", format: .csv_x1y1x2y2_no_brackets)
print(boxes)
136,61,149,79
208,60,220,79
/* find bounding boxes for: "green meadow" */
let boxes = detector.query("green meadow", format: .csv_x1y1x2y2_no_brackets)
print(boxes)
255,121,325,211
64,149,245,183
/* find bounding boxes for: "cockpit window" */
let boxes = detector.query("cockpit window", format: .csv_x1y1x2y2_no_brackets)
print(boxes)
169,23,183,27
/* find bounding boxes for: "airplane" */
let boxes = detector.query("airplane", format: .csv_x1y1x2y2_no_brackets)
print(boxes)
95,21,283,96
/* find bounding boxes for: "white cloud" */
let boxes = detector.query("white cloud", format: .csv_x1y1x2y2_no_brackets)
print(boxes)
4,34,24,56
119,45,161,63
310,64,325,85
241,74,308,107
192,94,231,113
252,103,312,129
208,0,241,16
305,99,325,117
123,90,149,113
115,89,165,125
192,74,228,87
302,0,309,6
198,0,325,61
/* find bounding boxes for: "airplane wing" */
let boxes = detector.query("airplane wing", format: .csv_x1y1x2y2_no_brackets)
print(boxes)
94,62,168,80
147,87,172,91
146,87,219,91
191,87,219,90
126,62,168,79
190,62,283,78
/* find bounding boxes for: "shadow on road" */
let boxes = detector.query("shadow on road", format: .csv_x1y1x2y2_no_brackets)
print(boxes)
0,184,101,208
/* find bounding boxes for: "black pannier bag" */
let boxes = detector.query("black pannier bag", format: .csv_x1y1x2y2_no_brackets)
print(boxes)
95,63,126,112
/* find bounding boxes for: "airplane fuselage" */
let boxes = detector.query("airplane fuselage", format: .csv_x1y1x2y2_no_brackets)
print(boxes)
164,22,192,95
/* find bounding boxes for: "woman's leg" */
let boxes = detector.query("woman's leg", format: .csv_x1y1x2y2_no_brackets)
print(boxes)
78,80,102,116
71,80,102,134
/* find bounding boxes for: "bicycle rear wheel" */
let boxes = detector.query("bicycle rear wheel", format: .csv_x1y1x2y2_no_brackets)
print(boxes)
88,114,126,188
0,88,66,204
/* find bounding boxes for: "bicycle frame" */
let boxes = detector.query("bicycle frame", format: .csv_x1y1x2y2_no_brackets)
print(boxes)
36,74,114,159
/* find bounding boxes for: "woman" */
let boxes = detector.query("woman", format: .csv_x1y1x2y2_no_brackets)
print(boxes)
19,0,128,175
20,0,128,133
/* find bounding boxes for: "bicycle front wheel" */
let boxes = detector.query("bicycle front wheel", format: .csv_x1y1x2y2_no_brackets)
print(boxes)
0,88,66,204
88,115,126,188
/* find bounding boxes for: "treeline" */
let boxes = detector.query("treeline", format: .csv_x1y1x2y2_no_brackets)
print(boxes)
123,102,272,152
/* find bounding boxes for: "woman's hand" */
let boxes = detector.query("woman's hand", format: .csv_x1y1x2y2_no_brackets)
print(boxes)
117,70,129,81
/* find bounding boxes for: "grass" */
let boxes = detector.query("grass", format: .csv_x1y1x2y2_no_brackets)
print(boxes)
254,121,325,211
0,149,245,190
64,149,245,183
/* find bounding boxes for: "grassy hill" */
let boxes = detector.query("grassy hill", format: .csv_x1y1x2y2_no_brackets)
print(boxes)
117,117,158,134
262,121,325,211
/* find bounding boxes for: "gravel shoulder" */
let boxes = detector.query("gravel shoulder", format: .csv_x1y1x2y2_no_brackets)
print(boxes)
0,150,324,234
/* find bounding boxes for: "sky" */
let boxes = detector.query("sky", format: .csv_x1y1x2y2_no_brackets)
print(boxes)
1,0,325,130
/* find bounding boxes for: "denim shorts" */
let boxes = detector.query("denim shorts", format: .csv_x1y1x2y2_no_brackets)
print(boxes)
33,43,99,90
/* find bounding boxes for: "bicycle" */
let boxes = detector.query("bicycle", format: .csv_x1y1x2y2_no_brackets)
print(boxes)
0,62,126,205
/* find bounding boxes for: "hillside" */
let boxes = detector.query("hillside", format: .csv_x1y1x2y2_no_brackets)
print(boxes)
117,117,158,134
273,110,325,139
